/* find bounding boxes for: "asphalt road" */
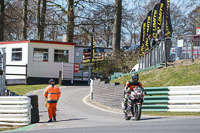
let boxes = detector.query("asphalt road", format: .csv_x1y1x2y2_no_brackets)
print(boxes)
10,86,200,133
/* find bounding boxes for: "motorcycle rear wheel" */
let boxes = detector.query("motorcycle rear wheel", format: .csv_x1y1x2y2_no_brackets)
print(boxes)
124,112,131,120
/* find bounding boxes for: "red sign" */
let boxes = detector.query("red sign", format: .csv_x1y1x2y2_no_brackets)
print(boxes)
74,63,80,73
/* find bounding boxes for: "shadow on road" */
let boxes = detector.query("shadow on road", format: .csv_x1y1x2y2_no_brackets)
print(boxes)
135,117,166,121
57,118,87,122
38,118,87,123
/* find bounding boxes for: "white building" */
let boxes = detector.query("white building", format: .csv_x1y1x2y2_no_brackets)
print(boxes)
0,40,80,84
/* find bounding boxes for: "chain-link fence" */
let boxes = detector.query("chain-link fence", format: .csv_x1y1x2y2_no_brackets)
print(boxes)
139,35,200,70
170,35,200,61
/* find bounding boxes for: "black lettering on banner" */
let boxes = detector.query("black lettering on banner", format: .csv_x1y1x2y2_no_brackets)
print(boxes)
157,0,164,30
145,11,152,52
151,3,159,39
164,0,173,37
140,19,147,56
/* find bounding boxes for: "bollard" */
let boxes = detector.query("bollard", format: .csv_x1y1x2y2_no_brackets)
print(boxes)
28,95,40,123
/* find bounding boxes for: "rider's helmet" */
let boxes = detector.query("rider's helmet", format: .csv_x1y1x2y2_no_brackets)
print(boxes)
132,73,139,83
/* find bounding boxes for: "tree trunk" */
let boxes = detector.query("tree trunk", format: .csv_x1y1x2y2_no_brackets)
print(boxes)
22,0,28,40
112,0,122,55
37,0,41,40
66,0,74,43
0,0,4,41
40,0,46,40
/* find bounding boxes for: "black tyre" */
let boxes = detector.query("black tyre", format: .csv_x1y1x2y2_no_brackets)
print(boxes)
134,104,141,120
124,112,131,120
28,95,40,123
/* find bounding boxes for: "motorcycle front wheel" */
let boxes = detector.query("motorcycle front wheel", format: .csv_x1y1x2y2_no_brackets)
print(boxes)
134,104,141,120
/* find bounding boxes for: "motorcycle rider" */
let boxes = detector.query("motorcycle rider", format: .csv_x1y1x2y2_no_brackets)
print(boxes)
123,73,145,110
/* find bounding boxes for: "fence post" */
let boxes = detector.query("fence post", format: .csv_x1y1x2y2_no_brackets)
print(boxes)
59,71,62,85
192,37,194,62
90,79,93,99
71,63,74,85
61,62,64,80
25,64,28,85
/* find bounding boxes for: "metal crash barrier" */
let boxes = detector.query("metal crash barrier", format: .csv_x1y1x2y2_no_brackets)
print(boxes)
143,86,200,112
0,96,31,127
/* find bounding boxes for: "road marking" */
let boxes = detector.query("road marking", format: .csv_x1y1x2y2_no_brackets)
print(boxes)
83,95,123,114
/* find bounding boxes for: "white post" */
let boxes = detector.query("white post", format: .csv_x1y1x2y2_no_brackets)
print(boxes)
90,79,93,100
62,62,64,80
71,63,74,84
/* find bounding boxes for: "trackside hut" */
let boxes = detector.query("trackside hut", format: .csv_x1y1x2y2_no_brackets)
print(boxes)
0,40,75,84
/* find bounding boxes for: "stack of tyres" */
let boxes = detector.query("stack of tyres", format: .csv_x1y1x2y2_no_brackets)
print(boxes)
28,95,40,123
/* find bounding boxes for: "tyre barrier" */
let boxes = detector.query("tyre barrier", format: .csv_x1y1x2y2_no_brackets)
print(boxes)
0,96,31,127
28,95,40,123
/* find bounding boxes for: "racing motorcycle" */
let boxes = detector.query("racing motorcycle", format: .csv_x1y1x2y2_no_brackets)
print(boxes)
122,86,145,120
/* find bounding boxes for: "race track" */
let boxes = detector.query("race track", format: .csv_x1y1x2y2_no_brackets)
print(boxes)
10,86,200,133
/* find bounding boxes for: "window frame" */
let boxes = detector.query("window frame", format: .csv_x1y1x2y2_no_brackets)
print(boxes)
54,49,69,63
33,48,49,62
11,48,23,62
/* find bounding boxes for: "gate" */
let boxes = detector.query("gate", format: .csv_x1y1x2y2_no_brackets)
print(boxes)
61,62,91,84
0,48,6,96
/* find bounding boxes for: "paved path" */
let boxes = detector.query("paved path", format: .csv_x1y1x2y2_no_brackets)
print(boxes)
10,86,200,133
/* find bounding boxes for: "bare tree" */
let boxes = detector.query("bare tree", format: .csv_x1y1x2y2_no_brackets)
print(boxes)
188,6,200,34
37,0,47,40
66,0,74,43
112,0,122,55
37,0,41,40
22,0,28,40
0,0,4,41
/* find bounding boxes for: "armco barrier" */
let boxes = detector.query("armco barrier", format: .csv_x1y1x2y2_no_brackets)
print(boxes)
91,79,200,112
0,96,31,127
143,86,200,112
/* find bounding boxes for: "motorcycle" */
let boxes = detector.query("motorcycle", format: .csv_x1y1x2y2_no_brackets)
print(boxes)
122,86,145,120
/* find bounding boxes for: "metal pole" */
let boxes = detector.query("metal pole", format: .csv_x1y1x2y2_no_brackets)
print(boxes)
192,37,194,62
164,39,167,67
88,65,91,85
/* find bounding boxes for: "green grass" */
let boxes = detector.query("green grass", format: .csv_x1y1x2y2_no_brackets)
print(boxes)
0,128,15,131
142,111,200,116
7,84,52,95
112,63,200,87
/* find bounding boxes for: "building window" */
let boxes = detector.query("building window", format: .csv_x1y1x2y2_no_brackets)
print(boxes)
54,49,69,63
33,48,48,62
12,48,22,61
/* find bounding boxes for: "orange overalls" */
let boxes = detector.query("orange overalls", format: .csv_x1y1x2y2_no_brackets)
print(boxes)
43,85,61,120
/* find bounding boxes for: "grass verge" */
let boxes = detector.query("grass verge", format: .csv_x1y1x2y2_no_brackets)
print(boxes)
142,111,200,116
111,63,200,87
7,84,60,95
0,128,13,131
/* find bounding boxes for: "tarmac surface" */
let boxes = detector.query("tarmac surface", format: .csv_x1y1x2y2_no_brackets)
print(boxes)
8,86,200,133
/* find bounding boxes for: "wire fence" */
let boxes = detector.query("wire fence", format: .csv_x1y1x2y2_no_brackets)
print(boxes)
139,35,200,70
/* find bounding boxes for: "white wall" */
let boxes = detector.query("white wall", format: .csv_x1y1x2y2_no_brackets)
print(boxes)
0,43,28,79
27,42,74,78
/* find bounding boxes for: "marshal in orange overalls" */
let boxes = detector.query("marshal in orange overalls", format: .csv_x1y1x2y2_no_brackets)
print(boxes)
43,85,61,120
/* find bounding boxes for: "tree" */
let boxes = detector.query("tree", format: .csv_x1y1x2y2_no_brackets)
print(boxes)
37,0,47,40
66,0,74,43
37,0,41,40
0,0,4,41
22,0,28,40
188,6,200,34
112,0,122,55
